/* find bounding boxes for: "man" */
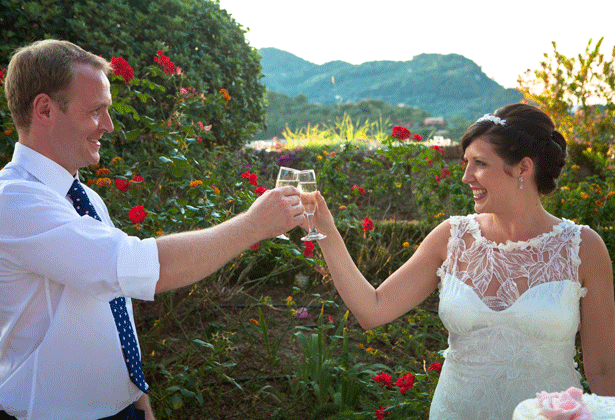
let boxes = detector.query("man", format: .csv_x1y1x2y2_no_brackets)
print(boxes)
0,40,305,419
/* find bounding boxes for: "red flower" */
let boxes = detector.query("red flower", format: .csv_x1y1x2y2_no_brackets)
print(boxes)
250,242,259,250
427,362,443,372
375,405,391,419
432,145,444,155
441,167,451,178
395,372,415,395
129,205,147,223
241,170,251,179
304,241,314,257
131,175,144,183
373,373,393,389
110,56,134,83
0,67,7,84
435,175,441,183
254,186,267,196
391,126,411,140
154,51,176,76
351,184,366,195
413,134,423,142
115,178,130,192
249,173,258,186
363,216,374,231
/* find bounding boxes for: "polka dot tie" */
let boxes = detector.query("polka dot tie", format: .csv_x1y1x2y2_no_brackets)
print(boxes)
67,180,148,393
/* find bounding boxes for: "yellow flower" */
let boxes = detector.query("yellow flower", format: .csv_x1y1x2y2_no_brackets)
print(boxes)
571,164,580,170
112,156,122,163
189,180,203,188
608,191,615,197
339,205,347,210
434,212,444,218
317,155,323,160
286,296,293,303
95,177,112,187
322,150,329,156
560,186,570,191
402,242,410,248
580,192,589,199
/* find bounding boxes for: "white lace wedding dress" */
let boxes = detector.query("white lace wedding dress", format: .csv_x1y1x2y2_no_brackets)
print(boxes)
430,214,587,420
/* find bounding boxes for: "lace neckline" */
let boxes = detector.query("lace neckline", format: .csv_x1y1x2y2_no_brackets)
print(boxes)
466,214,572,251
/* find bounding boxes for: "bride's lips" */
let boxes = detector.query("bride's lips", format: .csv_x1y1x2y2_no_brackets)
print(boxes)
472,188,487,200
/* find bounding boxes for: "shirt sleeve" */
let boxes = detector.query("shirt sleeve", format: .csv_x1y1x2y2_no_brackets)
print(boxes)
0,180,159,302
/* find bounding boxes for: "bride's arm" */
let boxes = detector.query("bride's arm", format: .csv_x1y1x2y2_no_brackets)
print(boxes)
578,226,615,396
312,192,450,330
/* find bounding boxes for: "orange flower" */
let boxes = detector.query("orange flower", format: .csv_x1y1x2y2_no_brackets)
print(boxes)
219,88,231,101
96,168,111,176
189,180,203,188
249,319,259,326
96,177,112,187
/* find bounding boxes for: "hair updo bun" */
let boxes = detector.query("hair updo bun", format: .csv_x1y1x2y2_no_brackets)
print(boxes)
461,103,567,195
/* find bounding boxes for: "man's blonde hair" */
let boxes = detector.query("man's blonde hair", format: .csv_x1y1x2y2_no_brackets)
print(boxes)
4,39,112,133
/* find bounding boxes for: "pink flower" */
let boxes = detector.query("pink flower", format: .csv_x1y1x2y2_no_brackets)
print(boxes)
128,205,147,223
363,216,374,231
395,372,415,395
373,373,393,389
427,362,442,372
328,315,334,324
536,387,593,420
375,405,390,419
294,307,312,319
391,126,411,140
304,241,314,257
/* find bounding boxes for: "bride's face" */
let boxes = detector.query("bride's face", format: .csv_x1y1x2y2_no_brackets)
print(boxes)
461,136,519,214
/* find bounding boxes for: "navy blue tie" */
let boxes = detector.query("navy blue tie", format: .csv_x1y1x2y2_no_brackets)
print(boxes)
67,179,148,393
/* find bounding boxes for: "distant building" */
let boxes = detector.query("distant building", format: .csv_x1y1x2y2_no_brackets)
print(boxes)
423,117,445,127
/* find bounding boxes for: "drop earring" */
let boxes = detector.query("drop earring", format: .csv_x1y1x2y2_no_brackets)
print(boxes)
519,177,524,190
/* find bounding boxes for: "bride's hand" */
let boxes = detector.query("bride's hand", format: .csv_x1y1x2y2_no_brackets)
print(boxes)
311,192,336,237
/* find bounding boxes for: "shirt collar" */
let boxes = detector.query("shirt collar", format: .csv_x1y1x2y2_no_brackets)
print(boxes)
11,142,78,197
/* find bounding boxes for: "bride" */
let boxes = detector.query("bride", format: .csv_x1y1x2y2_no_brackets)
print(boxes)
307,103,615,419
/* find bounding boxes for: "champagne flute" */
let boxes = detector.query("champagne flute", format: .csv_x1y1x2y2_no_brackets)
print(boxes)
298,169,327,241
275,166,299,240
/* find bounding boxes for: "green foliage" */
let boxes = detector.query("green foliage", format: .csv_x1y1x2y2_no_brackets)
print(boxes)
0,0,266,149
259,48,522,120
518,38,615,175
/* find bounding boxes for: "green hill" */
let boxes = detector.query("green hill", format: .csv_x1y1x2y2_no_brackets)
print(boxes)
258,48,522,121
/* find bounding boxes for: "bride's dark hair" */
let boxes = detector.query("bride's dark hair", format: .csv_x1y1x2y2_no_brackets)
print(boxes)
461,103,567,195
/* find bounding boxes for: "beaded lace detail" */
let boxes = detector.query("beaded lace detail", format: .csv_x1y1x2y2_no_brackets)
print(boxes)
437,214,584,311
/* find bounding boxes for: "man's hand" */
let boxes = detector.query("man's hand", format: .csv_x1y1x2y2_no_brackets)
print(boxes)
245,186,305,239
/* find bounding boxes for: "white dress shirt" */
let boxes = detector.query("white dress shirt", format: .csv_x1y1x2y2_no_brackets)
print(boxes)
0,143,160,419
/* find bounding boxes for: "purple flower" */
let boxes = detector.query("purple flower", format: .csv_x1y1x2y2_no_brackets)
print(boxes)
294,307,312,319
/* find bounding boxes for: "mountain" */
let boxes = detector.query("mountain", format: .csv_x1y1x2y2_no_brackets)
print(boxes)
258,48,522,120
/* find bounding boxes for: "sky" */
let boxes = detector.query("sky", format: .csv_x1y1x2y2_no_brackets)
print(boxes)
217,0,613,89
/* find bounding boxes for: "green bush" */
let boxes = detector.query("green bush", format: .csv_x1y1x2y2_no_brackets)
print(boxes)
0,0,266,149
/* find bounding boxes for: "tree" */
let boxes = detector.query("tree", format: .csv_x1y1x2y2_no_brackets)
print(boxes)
517,38,615,173
0,0,266,149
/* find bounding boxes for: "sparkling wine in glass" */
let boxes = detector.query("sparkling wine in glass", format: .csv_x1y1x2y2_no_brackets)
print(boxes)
298,169,326,241
275,166,299,239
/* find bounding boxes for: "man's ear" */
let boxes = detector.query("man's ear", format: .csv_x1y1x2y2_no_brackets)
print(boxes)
32,93,54,126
